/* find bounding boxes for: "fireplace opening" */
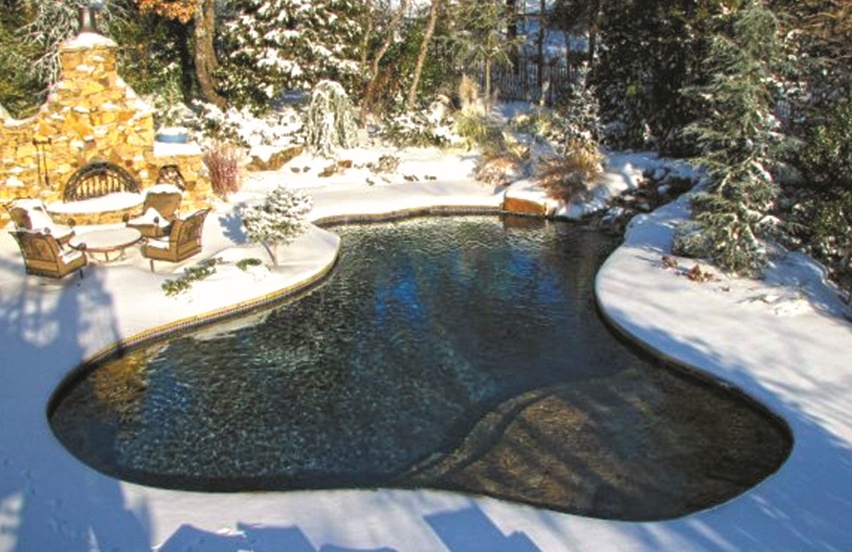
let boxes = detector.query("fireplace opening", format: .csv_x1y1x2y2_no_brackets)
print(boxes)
64,161,140,203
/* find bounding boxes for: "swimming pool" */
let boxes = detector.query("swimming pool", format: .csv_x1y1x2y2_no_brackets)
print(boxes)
49,216,791,520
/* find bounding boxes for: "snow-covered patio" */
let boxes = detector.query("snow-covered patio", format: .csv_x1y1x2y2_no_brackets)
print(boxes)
1,151,851,551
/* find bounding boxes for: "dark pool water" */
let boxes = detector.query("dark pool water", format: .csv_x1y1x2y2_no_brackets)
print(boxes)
50,216,791,519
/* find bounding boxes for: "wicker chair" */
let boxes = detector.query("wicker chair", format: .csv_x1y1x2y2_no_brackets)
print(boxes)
125,185,183,238
5,198,75,244
141,209,210,271
10,229,87,279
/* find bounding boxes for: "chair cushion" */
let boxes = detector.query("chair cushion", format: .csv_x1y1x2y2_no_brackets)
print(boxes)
146,238,171,250
60,249,84,263
20,206,74,239
127,208,170,227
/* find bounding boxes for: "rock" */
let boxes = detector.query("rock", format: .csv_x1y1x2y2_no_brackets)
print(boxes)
246,145,304,172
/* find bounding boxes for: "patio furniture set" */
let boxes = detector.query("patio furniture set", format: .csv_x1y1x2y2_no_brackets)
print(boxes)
5,186,210,279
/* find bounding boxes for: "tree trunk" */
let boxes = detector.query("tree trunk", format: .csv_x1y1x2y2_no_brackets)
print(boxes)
537,0,546,100
177,23,195,104
193,0,226,108
361,0,409,125
406,0,441,111
588,0,602,65
484,59,492,112
506,0,519,75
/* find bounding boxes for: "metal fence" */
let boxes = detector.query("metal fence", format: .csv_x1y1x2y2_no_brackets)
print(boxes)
474,56,580,106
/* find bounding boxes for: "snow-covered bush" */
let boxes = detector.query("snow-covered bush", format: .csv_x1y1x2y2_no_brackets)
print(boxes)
202,140,245,198
672,220,714,260
536,139,604,202
192,102,304,148
145,93,195,129
474,152,525,187
379,98,460,148
304,81,358,157
367,154,400,174
454,110,505,154
241,186,313,266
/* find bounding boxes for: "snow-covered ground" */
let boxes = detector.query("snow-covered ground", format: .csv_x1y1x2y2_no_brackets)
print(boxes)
1,148,850,552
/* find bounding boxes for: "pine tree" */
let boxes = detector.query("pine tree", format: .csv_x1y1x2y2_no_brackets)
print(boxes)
222,0,366,108
593,0,721,152
242,185,313,266
684,0,790,275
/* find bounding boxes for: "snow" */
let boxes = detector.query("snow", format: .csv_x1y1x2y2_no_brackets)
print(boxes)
63,32,116,50
1,147,851,552
47,192,143,214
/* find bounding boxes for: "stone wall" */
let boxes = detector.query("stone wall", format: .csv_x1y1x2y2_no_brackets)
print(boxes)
0,31,211,224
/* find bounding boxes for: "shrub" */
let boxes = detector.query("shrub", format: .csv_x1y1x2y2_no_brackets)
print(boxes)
304,80,358,157
672,220,714,259
192,102,304,147
795,92,852,194
203,140,245,198
454,109,505,154
242,185,313,266
786,188,852,295
162,258,220,296
236,258,264,271
536,139,604,202
474,152,525,187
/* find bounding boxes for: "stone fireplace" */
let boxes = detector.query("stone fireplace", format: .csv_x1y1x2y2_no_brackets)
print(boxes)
0,28,211,225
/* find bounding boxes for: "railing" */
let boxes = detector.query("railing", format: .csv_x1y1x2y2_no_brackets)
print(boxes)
474,55,581,106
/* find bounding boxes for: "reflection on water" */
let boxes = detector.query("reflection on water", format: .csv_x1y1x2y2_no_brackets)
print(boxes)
50,216,791,519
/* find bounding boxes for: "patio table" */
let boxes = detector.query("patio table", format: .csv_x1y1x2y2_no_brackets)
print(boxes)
69,227,143,262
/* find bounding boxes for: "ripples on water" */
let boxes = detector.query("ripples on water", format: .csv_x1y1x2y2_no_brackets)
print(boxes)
50,216,791,519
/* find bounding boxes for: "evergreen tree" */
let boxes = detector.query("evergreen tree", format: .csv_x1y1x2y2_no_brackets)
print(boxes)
242,185,313,266
684,0,791,275
592,0,721,152
222,0,366,108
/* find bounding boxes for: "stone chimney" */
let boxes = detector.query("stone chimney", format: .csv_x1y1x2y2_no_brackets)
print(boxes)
0,24,210,219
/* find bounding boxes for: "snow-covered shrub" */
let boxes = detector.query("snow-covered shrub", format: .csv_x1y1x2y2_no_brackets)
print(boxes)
143,93,195,130
192,102,304,148
380,99,460,148
162,258,220,296
672,220,714,260
241,186,313,266
454,110,505,154
555,76,603,142
786,188,852,295
367,154,401,174
536,139,604,202
202,140,245,198
474,152,525,187
304,81,358,157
